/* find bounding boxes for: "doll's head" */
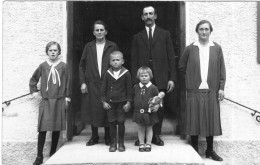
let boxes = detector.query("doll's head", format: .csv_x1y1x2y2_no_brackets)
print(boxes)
158,92,165,99
137,67,153,85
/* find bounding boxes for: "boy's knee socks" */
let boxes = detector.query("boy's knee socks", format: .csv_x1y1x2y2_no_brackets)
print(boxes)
109,122,117,140
118,122,125,141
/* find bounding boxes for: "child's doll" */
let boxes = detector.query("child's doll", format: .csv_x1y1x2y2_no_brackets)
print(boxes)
148,91,165,113
30,41,70,165
132,66,160,152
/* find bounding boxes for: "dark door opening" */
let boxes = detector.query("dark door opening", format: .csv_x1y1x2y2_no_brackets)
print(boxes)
67,1,185,140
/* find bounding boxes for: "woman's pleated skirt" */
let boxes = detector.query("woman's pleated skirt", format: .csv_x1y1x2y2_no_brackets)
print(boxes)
184,89,222,137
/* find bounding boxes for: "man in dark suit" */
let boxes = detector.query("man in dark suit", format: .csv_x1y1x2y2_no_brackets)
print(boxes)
131,6,177,146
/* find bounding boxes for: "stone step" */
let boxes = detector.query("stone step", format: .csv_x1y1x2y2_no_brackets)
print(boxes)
81,114,179,137
45,135,204,165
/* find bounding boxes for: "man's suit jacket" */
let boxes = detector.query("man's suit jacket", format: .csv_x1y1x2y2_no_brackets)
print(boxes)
131,26,177,90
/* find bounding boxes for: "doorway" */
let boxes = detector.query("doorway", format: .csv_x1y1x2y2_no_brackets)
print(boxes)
66,1,186,140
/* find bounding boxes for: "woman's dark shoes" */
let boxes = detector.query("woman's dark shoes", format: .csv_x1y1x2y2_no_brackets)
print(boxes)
152,135,164,146
145,144,152,152
139,144,145,152
86,136,99,146
104,136,111,146
109,143,117,152
205,150,223,161
33,156,43,165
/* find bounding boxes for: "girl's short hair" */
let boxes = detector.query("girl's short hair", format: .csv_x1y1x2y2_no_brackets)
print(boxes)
136,66,153,79
195,20,213,33
45,41,61,55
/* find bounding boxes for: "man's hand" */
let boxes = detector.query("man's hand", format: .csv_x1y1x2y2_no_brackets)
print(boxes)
123,101,131,112
167,81,175,93
103,101,111,110
218,90,225,101
65,98,71,110
81,83,88,94
151,104,160,112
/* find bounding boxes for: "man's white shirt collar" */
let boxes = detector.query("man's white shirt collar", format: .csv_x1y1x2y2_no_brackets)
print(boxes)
145,24,156,37
139,82,152,88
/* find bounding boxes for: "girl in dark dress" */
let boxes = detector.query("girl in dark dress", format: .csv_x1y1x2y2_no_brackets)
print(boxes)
133,67,160,152
30,41,70,165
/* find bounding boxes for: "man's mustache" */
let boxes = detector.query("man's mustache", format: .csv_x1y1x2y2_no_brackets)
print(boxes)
145,18,153,22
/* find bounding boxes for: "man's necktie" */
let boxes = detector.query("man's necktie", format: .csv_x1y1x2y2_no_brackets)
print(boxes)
149,27,153,64
149,27,153,48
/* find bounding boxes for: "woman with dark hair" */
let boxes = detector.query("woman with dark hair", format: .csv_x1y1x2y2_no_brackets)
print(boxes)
179,20,226,161
79,20,118,146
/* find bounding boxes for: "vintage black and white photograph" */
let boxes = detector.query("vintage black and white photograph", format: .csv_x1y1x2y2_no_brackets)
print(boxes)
1,1,260,165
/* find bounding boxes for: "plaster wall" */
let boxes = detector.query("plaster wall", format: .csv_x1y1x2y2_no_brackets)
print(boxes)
2,1,66,165
186,2,260,164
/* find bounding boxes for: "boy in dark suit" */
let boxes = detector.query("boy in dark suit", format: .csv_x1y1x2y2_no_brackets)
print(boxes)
101,51,132,152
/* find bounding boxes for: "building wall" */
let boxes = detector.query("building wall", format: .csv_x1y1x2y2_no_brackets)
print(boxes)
186,2,260,164
2,1,66,165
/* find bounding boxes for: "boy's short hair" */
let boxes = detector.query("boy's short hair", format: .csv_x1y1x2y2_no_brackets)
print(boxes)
110,51,124,59
45,41,61,55
136,66,153,79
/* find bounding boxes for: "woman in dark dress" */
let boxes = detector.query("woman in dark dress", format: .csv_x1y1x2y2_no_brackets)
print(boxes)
79,20,118,146
178,20,226,161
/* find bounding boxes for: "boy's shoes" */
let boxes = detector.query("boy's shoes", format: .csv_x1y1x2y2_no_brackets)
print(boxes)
118,142,125,152
139,144,145,152
33,156,43,165
205,150,223,161
145,144,152,152
86,136,99,146
109,143,117,152
152,135,164,146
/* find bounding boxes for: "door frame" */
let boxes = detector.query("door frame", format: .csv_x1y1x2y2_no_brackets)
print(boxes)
66,1,186,140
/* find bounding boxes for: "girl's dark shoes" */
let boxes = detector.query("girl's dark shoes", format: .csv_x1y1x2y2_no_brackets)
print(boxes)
139,144,145,152
86,136,99,146
33,156,43,165
206,150,223,161
145,144,152,152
